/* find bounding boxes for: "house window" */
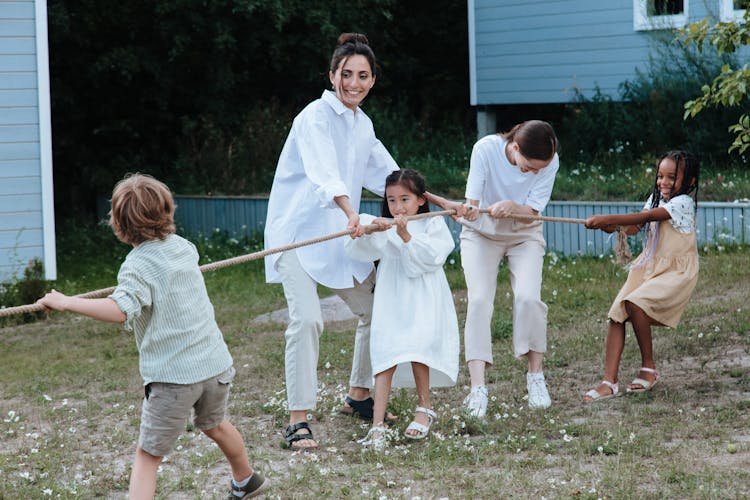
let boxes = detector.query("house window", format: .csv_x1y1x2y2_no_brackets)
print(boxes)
634,0,689,31
650,0,683,15
720,0,749,22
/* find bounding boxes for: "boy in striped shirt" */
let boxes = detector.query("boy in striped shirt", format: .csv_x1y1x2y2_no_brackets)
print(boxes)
38,174,269,499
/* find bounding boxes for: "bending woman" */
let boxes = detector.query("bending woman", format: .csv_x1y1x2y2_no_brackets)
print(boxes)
264,33,398,451
428,120,559,416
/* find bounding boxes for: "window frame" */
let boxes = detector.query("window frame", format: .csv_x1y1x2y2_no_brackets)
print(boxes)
633,0,689,31
719,0,747,22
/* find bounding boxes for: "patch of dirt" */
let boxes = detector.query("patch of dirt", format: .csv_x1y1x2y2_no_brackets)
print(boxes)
252,295,357,325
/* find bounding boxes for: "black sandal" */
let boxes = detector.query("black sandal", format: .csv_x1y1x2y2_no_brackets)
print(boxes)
284,422,318,452
340,396,396,423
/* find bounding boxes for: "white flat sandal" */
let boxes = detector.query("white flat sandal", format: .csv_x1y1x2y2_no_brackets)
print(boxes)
583,380,619,403
358,424,387,450
627,367,660,393
404,406,436,440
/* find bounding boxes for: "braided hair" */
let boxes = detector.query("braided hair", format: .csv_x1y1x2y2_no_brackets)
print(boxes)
648,150,700,209
633,151,700,270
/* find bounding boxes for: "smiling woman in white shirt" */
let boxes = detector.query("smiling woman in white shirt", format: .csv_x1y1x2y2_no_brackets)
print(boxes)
263,32,399,451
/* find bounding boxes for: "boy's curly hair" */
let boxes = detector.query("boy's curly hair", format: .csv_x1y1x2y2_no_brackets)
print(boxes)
109,174,176,245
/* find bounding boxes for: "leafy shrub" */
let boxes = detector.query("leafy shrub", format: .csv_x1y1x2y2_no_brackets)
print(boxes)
0,259,49,326
559,34,750,168
365,100,473,198
169,99,292,196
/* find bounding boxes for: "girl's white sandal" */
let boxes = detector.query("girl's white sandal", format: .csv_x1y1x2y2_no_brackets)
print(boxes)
583,380,619,402
357,424,387,450
404,406,436,440
627,367,660,393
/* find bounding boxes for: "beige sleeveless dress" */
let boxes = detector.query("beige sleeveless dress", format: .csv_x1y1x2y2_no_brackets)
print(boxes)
608,219,699,327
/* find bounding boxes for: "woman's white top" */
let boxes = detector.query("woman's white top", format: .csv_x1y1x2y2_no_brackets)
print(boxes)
264,90,399,289
465,134,559,212
643,194,696,233
345,214,459,387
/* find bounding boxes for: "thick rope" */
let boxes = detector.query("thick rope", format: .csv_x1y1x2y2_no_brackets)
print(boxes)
0,210,455,318
0,208,630,318
473,208,630,263
474,208,586,224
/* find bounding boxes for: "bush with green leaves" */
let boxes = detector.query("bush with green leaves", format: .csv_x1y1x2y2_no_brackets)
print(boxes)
47,0,470,213
0,260,49,326
559,32,747,167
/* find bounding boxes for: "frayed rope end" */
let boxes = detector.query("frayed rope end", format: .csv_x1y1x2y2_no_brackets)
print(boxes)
614,227,632,265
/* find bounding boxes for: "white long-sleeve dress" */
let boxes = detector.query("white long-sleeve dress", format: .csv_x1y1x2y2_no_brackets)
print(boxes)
345,214,459,388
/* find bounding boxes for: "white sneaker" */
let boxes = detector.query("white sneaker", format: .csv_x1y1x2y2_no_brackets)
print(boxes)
527,373,551,409
463,385,488,418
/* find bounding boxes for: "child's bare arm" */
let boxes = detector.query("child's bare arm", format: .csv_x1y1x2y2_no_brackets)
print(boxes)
586,207,671,234
37,290,126,323
394,215,411,242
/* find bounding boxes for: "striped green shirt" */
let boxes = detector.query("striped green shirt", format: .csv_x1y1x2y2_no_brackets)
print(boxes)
110,234,233,385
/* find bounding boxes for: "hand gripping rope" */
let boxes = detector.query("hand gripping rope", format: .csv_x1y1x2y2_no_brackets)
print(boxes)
0,209,629,318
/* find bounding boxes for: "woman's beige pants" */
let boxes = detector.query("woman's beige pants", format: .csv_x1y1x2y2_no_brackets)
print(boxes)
460,217,548,362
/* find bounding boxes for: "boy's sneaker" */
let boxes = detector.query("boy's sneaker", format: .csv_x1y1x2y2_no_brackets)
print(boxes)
463,385,489,418
229,472,269,499
527,372,551,409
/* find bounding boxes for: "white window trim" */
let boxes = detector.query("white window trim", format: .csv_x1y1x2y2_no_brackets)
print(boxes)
633,0,689,31
35,0,57,280
719,0,746,22
467,0,477,106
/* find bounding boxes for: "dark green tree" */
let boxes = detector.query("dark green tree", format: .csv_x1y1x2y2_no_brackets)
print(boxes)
47,0,469,216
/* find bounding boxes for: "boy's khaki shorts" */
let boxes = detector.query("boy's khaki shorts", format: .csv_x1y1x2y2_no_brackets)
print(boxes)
138,366,235,457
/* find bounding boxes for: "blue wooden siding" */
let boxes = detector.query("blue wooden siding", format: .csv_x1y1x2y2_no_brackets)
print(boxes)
0,0,54,283
470,0,721,105
97,196,750,258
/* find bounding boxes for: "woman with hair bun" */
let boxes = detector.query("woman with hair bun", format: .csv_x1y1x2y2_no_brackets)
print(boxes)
264,33,399,451
428,120,560,416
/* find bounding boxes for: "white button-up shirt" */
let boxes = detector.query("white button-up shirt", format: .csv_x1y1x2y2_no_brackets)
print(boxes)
264,90,399,288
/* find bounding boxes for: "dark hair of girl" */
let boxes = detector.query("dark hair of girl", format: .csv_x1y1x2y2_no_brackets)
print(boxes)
381,169,430,218
648,150,700,209
503,120,558,161
329,33,377,78
633,150,700,270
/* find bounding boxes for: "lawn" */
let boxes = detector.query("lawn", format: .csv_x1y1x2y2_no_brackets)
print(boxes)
1,230,749,499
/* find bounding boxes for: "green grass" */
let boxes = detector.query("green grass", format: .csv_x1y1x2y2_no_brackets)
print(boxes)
1,228,749,498
551,159,750,203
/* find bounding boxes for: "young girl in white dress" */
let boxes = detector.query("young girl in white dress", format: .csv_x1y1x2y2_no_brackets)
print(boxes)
345,169,459,448
583,151,700,402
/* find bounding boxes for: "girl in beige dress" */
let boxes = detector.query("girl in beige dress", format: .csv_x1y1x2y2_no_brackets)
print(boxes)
583,151,700,402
